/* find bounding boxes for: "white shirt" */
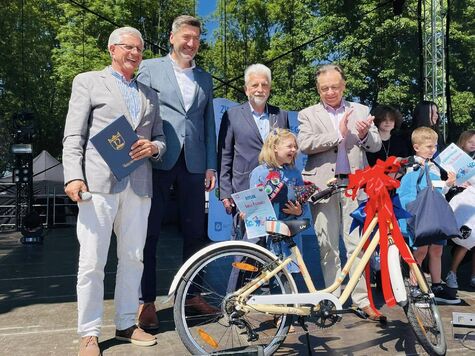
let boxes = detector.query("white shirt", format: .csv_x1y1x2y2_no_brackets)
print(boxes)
169,54,196,111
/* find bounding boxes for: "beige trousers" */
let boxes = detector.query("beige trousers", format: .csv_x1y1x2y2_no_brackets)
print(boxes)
76,182,151,337
310,187,370,308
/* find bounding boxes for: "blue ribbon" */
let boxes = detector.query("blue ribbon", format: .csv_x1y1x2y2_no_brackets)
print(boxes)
350,194,412,234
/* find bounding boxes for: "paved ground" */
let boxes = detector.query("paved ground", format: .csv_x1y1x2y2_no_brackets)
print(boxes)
1,225,475,355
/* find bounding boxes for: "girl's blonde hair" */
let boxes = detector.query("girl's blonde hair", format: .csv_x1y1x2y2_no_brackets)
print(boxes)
457,129,475,153
258,128,297,168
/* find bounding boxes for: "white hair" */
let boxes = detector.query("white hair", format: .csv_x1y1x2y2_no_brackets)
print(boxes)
108,27,144,48
244,64,272,86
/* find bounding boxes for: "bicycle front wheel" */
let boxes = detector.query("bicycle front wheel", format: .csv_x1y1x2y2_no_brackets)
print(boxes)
401,261,447,356
173,245,295,355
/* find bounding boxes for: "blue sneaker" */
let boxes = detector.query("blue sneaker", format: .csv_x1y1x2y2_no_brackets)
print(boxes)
445,271,458,289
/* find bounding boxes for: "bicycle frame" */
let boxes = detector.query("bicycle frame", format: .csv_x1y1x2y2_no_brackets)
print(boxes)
234,215,429,317
173,156,447,356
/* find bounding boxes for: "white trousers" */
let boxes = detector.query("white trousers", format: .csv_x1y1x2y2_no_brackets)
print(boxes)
311,189,369,308
76,183,151,337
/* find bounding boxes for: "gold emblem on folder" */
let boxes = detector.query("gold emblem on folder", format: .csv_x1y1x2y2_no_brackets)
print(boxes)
108,132,125,150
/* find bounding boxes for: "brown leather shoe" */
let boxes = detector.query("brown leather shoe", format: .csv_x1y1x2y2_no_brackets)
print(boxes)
361,305,387,323
185,295,220,315
78,336,100,356
115,325,157,346
138,302,159,330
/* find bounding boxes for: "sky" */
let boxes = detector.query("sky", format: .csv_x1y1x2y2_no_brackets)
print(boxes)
197,0,218,41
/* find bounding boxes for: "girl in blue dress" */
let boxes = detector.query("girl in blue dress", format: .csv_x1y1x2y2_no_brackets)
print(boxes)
250,129,312,274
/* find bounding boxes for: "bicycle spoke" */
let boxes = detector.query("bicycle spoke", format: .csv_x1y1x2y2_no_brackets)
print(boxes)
174,247,293,355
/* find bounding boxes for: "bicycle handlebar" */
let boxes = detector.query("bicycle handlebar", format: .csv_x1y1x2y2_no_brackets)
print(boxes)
309,183,346,204
308,156,421,205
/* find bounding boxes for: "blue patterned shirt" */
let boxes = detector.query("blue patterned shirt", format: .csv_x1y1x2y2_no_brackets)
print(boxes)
110,67,141,128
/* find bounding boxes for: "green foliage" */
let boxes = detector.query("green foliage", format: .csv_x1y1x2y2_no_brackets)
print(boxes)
447,0,475,137
0,0,194,175
1,0,474,176
0,0,61,173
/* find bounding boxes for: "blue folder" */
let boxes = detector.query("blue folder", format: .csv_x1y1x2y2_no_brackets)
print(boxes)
90,115,144,180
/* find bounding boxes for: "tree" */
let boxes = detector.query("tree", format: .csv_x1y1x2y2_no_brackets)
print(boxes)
201,0,422,114
0,0,61,174
0,0,196,176
447,0,475,133
1,0,474,177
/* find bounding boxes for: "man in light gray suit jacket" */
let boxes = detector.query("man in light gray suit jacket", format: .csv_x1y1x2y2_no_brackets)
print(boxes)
218,64,288,239
137,15,217,329
298,64,384,321
62,27,165,356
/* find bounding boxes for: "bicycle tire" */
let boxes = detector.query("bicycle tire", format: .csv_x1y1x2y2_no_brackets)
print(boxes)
173,245,295,355
401,260,447,356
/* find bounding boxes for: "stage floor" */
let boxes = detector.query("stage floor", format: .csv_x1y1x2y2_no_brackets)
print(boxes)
1,226,474,355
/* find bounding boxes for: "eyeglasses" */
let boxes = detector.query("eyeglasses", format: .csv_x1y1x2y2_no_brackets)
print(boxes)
319,85,341,93
114,43,144,54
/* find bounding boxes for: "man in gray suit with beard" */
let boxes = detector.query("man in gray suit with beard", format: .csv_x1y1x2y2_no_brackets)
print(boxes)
62,27,166,356
218,63,289,239
137,15,217,329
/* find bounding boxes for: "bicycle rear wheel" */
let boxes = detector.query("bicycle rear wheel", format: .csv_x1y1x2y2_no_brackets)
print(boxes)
173,245,295,355
401,261,447,356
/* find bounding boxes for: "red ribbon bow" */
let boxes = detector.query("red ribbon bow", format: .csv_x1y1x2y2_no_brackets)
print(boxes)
346,156,415,308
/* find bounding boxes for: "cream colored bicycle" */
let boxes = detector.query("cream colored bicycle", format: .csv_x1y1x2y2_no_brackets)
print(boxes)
168,157,446,355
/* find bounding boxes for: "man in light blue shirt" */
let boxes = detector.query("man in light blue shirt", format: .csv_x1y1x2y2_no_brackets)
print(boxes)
218,64,289,236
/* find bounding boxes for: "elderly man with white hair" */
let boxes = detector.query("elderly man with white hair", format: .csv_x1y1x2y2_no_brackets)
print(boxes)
218,63,289,239
62,26,166,355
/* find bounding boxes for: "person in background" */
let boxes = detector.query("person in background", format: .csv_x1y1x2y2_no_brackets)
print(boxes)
457,129,475,159
445,129,475,290
366,105,411,166
218,63,288,240
297,63,384,321
137,15,217,329
62,27,166,355
412,100,446,155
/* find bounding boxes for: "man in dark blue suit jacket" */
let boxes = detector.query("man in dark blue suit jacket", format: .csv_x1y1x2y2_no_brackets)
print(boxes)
218,64,289,238
137,15,217,329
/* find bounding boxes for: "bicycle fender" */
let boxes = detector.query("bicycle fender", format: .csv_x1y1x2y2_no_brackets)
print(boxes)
388,244,407,306
165,240,298,302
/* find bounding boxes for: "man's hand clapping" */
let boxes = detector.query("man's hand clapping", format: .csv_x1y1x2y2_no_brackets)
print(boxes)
355,115,375,140
339,108,354,138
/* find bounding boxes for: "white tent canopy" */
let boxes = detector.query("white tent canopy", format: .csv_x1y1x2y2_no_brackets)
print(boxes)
32,150,63,183
0,150,64,184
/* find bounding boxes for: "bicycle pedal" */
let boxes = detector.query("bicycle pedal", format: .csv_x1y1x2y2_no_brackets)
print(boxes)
352,307,368,320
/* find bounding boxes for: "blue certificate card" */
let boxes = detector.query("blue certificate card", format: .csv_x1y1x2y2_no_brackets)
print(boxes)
232,187,277,241
434,143,475,185
90,115,143,180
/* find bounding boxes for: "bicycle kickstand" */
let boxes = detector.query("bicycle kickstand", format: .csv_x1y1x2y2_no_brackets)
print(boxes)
297,316,313,355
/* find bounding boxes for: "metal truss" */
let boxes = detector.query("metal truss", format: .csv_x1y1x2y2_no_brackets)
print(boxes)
422,0,447,136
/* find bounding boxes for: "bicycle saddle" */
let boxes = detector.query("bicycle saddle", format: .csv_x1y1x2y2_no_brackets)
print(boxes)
265,219,311,237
